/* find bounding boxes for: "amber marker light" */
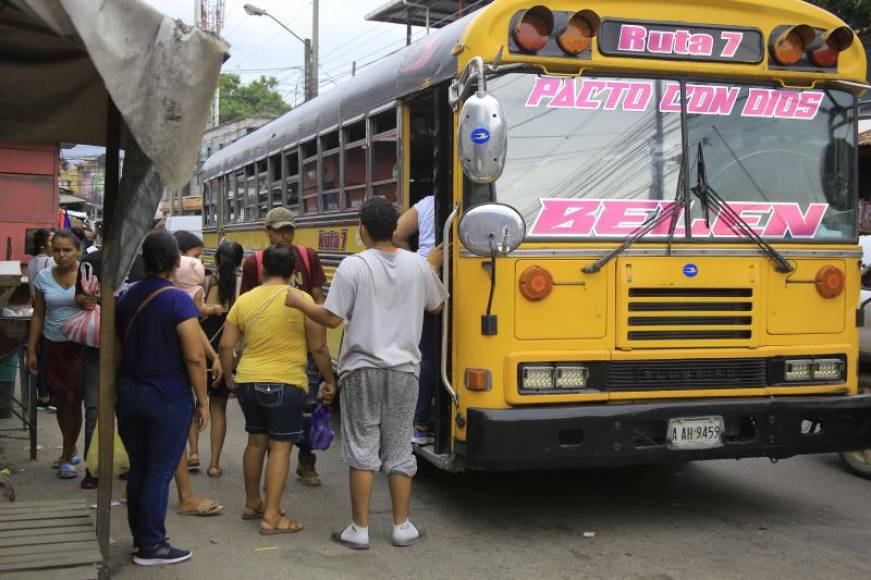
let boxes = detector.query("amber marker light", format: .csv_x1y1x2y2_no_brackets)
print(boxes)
815,265,845,298
513,5,554,53
557,10,601,55
465,369,492,392
810,26,854,68
771,24,814,65
519,265,554,301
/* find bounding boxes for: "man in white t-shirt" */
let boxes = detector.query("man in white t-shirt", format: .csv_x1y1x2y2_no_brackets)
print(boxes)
285,196,448,550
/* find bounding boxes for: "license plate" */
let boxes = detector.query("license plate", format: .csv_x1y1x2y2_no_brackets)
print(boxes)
667,416,724,450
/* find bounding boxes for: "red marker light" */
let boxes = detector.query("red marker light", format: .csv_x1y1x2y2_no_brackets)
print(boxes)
514,6,554,53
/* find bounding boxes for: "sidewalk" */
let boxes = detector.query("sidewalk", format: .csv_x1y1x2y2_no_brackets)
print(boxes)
0,400,438,579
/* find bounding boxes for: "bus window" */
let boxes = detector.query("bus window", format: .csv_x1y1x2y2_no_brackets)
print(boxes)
269,153,283,209
301,139,318,214
285,149,300,213
245,164,256,221
320,131,340,211
257,158,269,218
235,170,245,223
370,108,399,203
344,119,368,209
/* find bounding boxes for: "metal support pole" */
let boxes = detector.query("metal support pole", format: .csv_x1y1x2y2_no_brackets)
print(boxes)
96,98,120,578
304,39,314,101
312,0,319,98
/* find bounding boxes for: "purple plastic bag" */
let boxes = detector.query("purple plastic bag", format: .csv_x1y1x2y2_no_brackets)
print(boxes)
309,402,335,451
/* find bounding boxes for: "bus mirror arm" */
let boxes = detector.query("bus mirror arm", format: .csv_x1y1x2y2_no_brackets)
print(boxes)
441,204,460,408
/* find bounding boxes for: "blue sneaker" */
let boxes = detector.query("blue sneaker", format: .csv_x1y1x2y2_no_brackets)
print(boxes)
412,429,433,445
133,543,191,566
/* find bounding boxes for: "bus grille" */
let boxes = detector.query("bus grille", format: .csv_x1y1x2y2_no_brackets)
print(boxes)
626,288,754,343
607,358,767,390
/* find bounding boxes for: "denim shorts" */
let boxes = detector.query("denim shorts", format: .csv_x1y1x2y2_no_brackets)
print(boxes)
235,383,306,442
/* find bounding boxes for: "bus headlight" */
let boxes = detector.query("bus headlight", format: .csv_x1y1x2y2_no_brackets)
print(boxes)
521,366,554,390
520,364,590,391
555,365,589,389
783,358,845,383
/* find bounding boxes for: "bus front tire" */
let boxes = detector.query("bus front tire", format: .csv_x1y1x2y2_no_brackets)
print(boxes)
839,450,871,479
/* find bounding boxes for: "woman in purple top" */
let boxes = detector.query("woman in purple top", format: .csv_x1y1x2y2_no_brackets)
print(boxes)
115,232,209,567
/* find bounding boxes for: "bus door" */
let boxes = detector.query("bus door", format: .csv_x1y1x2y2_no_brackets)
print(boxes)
407,86,454,455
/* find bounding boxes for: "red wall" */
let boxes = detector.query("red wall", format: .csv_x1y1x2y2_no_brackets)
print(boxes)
0,143,58,262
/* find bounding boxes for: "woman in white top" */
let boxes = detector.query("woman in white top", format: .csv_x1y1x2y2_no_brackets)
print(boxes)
393,195,442,444
28,228,54,297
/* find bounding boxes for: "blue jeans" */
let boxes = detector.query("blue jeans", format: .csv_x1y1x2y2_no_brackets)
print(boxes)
414,314,437,429
82,346,100,463
116,378,193,548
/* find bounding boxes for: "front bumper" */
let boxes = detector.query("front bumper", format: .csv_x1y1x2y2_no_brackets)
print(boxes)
464,395,871,471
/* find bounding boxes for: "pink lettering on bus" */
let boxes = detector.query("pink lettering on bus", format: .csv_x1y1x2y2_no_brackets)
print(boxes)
530,199,829,239
617,24,714,57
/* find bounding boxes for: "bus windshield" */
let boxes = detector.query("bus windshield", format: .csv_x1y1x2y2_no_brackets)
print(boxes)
479,73,857,242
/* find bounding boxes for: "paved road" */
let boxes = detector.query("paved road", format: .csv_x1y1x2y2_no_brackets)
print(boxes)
3,401,870,579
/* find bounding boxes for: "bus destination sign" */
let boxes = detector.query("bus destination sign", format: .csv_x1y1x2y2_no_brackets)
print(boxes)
598,19,764,64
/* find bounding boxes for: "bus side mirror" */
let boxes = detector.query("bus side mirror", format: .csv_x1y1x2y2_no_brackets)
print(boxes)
458,203,525,257
458,93,507,184
458,203,525,336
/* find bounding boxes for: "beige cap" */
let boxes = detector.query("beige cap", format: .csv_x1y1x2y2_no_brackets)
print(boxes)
265,207,296,230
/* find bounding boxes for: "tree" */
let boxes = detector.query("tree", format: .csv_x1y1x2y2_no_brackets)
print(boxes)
807,1,871,35
219,74,290,124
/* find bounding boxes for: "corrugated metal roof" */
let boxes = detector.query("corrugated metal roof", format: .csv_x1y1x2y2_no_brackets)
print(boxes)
365,0,491,28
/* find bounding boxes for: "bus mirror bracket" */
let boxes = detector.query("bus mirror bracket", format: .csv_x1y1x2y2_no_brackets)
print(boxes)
458,203,526,336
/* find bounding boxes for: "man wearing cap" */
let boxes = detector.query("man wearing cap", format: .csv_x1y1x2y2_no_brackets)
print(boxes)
240,207,328,485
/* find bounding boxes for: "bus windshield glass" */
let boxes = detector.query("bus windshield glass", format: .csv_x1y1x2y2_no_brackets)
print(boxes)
481,74,856,242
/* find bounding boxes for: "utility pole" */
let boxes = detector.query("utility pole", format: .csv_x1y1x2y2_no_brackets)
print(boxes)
311,0,319,99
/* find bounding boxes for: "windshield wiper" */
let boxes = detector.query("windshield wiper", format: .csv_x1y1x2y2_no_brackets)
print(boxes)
691,142,794,274
583,155,692,274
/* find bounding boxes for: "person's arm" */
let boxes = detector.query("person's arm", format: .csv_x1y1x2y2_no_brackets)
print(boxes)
302,249,327,305
393,206,419,250
424,267,449,314
26,290,45,375
286,288,343,328
218,319,241,392
304,317,335,404
200,327,223,386
239,255,257,295
177,318,209,431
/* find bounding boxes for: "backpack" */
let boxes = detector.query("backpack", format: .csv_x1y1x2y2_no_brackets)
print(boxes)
255,245,311,286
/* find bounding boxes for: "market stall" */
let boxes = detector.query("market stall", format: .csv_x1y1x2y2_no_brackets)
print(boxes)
0,1,228,575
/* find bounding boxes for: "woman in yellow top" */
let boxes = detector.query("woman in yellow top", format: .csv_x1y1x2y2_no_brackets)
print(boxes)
219,245,335,535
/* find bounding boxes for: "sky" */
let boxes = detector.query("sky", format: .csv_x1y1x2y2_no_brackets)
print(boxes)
143,0,428,106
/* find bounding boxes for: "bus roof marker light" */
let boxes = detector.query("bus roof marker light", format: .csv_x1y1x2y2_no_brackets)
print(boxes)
771,24,814,65
810,26,854,68
557,10,600,55
513,6,554,53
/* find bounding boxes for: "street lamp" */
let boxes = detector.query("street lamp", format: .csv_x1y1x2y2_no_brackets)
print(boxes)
243,3,318,101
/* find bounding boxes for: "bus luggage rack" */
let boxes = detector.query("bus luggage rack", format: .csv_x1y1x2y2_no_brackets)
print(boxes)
626,287,754,343
607,358,768,390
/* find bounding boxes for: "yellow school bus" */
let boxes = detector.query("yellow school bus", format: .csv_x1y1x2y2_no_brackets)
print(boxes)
201,0,871,471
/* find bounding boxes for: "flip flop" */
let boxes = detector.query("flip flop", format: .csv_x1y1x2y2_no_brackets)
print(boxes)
207,467,223,479
187,455,200,471
177,499,223,517
51,454,81,469
259,518,303,535
57,463,78,479
241,506,286,520
330,529,370,551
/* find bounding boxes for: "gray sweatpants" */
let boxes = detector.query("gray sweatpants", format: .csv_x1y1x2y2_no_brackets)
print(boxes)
340,368,418,477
